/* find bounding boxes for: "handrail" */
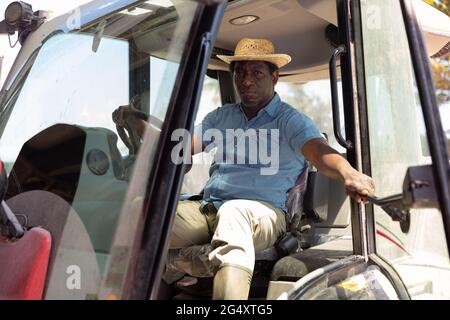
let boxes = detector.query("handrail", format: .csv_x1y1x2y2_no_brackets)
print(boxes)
329,45,353,150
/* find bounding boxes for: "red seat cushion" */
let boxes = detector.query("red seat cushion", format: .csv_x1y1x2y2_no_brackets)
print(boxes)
0,227,51,300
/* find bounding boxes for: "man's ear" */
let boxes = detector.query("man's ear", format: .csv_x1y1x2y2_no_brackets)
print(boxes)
272,70,279,85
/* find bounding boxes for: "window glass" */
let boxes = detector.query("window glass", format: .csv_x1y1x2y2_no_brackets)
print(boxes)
277,80,346,154
361,0,450,299
439,100,450,157
431,57,450,158
0,0,200,299
426,1,450,158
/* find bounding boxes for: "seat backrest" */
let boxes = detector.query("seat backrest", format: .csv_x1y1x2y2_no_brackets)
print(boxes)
304,170,351,228
284,159,351,249
0,227,51,300
285,166,309,232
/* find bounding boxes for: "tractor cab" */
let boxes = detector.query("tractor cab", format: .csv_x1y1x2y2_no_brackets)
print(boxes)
0,0,449,300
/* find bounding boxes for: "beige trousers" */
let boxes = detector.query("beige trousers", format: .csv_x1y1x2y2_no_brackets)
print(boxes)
166,199,286,280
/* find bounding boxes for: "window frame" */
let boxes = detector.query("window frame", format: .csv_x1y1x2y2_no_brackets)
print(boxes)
336,0,367,257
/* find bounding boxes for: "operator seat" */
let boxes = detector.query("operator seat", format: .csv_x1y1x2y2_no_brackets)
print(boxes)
175,151,352,298
174,166,312,298
265,168,353,298
0,159,52,300
253,163,353,297
0,226,51,299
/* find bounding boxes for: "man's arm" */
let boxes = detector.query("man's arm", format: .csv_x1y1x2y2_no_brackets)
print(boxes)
301,138,375,203
181,133,206,173
191,133,205,156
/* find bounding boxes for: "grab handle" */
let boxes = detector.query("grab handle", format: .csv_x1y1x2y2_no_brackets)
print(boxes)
329,45,353,150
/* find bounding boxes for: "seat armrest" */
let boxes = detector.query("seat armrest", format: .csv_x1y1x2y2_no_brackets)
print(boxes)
179,194,203,201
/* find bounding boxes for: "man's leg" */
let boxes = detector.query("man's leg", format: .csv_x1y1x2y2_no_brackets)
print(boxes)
169,200,212,248
208,200,286,300
163,200,218,283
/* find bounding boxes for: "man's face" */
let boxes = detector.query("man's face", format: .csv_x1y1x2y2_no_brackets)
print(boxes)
233,61,278,109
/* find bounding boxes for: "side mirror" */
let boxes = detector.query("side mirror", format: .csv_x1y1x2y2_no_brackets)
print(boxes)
365,165,439,233
0,160,25,239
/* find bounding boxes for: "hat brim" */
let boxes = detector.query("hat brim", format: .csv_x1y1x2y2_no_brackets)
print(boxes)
216,54,292,69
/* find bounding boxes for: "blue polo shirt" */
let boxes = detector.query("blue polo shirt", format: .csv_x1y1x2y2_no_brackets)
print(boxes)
194,93,322,211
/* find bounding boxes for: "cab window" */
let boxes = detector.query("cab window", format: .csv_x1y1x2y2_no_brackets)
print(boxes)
0,0,201,299
360,0,450,299
276,80,346,154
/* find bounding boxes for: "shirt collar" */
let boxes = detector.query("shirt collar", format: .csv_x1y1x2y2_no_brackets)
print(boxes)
239,93,281,119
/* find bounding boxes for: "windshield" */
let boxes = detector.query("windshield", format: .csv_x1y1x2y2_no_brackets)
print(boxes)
0,0,200,299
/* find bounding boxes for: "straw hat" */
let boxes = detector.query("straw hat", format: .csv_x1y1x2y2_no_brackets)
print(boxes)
217,38,291,68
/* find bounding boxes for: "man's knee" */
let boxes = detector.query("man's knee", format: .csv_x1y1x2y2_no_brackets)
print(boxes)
170,200,211,248
216,200,252,223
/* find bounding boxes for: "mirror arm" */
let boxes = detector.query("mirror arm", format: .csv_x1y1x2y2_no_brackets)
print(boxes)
364,165,439,233
366,195,410,222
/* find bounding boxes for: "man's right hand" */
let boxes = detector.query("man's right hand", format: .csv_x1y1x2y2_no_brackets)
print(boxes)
112,104,147,138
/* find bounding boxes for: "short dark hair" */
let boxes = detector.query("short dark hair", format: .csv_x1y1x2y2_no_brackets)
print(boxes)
230,61,279,74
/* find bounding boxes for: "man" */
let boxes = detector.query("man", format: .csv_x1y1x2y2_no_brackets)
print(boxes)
162,38,375,300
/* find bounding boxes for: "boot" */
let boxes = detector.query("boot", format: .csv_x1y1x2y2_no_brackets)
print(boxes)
166,244,218,278
212,264,253,300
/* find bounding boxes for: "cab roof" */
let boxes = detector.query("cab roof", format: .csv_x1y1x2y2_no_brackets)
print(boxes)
209,0,450,82
3,0,450,89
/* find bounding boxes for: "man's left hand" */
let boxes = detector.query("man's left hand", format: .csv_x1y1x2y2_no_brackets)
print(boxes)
343,169,375,204
302,138,375,204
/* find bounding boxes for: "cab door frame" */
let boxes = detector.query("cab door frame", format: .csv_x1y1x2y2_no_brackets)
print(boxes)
399,0,450,249
340,0,450,261
348,0,450,298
